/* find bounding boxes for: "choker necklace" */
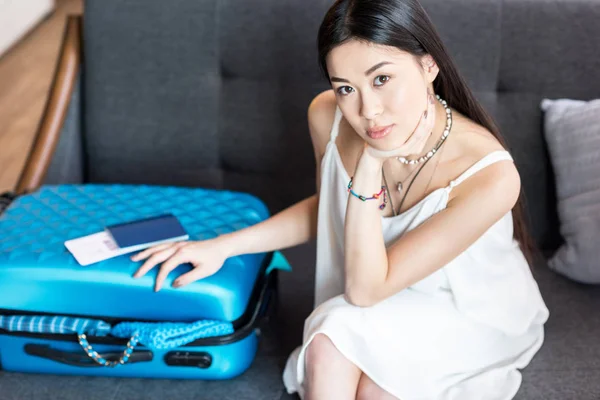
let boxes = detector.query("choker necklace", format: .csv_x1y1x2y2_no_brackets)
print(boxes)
396,94,452,165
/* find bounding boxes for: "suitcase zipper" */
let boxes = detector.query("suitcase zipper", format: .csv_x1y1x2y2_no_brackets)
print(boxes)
0,252,279,347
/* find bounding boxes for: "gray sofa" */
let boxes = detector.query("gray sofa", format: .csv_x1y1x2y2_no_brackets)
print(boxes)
3,0,600,399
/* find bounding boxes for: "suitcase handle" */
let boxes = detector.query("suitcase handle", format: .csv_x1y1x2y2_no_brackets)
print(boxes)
24,343,153,367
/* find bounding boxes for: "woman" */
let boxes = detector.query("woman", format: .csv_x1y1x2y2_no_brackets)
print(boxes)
131,0,549,398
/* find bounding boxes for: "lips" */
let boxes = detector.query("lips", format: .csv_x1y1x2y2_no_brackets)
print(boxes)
367,124,394,139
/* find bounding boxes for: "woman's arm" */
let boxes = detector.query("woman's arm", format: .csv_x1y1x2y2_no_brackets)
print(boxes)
343,149,388,305
134,193,320,291
217,194,319,258
343,148,520,307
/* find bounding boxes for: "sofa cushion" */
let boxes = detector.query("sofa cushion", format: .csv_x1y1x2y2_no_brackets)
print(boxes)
79,0,600,250
541,98,600,283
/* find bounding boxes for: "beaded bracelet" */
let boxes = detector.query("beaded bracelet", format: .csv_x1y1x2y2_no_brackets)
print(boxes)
347,177,387,210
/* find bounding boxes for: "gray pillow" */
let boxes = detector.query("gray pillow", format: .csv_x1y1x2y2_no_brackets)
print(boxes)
541,98,600,284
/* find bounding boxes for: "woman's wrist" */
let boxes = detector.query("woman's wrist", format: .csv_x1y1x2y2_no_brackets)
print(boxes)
353,145,384,182
212,234,238,259
348,146,385,205
358,147,385,172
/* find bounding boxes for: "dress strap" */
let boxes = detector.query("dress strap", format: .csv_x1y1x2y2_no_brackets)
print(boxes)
329,105,343,143
448,150,513,190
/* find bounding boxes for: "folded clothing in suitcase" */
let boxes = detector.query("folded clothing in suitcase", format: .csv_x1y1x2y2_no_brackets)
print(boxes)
0,184,291,379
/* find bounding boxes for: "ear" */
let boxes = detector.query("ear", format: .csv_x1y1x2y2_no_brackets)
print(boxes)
420,54,440,83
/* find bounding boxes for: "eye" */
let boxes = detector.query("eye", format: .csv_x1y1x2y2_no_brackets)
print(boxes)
336,86,354,96
374,75,390,86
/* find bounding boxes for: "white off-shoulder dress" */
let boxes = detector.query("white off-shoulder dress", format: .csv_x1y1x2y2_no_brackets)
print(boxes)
282,106,550,400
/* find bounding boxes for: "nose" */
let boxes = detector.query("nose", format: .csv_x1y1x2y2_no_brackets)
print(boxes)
360,90,383,121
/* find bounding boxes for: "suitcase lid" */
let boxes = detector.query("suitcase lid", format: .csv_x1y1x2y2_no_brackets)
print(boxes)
0,184,291,323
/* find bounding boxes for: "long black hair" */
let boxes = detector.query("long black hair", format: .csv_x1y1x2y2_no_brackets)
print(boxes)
317,0,537,266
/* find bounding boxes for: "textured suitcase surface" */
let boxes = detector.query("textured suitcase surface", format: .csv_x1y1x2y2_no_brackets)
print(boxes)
0,184,273,322
0,184,289,379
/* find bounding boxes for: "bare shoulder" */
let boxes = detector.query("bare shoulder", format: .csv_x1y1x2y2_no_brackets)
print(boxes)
450,111,506,160
446,112,521,211
307,89,338,159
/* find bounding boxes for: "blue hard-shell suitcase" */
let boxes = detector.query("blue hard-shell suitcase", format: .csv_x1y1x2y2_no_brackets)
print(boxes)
0,184,290,379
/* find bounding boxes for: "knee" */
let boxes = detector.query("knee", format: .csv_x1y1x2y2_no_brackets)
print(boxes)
356,375,376,400
305,333,338,371
356,374,398,400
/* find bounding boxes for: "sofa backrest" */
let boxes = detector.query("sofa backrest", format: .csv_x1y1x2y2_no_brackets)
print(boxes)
81,0,600,250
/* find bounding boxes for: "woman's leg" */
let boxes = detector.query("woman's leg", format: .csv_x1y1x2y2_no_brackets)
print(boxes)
356,373,400,400
304,333,362,400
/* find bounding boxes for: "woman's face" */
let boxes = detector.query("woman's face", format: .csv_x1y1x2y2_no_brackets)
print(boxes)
326,39,439,151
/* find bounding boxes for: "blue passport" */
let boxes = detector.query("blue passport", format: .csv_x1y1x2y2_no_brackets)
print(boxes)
105,213,188,249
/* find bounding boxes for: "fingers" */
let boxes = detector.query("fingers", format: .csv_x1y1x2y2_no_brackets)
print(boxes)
364,89,439,161
425,89,437,131
365,145,401,159
154,250,188,292
172,265,214,289
365,100,433,159
405,91,437,152
131,242,178,262
402,109,430,152
132,244,179,278
420,91,437,137
131,242,195,292
130,245,164,262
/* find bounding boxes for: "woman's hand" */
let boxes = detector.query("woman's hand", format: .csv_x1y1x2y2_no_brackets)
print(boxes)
131,238,230,292
365,89,437,160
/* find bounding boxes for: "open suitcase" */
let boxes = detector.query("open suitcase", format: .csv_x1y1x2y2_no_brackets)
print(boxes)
0,184,290,379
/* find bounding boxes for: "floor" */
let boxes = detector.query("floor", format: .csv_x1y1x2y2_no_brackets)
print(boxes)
0,0,83,195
